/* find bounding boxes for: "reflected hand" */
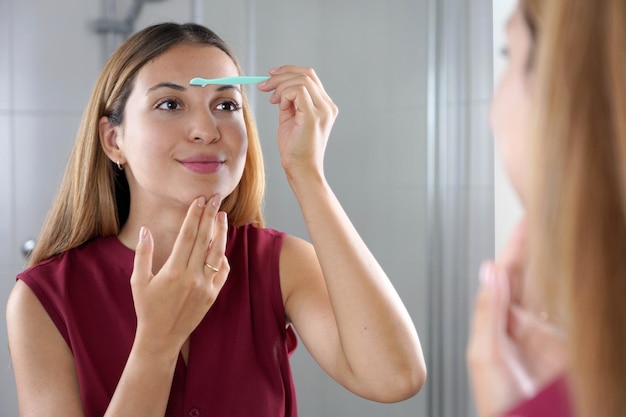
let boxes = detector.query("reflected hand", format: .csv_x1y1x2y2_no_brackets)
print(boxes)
467,262,567,417
258,65,338,179
496,217,528,305
130,195,230,355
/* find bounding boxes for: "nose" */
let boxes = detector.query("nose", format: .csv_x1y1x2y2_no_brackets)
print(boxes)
189,109,220,144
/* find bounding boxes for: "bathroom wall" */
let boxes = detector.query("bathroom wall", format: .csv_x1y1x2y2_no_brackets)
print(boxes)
493,0,522,253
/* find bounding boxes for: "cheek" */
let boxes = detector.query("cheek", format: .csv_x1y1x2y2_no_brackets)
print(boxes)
227,120,249,157
490,75,513,146
490,73,531,199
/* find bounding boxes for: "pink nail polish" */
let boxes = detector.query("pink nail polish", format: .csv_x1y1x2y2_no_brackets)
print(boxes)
139,226,147,241
210,195,221,208
198,196,207,208
479,262,495,286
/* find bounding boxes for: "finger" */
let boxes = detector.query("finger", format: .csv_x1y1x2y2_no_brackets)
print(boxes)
259,66,324,91
131,226,154,287
266,73,317,106
168,196,207,270
263,70,335,115
508,304,567,384
497,217,528,304
274,82,337,131
204,211,230,283
187,194,222,270
468,262,510,358
278,84,316,116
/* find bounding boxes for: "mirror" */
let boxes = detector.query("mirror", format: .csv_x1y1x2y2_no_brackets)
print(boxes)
0,0,495,416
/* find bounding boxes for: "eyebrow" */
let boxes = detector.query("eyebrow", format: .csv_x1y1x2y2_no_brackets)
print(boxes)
147,82,242,95
216,84,242,95
146,82,186,94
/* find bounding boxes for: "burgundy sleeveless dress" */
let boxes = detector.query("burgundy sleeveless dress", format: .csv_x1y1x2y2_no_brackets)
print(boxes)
504,375,572,417
18,224,298,417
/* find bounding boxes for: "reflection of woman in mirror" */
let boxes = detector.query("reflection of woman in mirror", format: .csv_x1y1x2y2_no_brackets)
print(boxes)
6,23,425,417
468,0,626,416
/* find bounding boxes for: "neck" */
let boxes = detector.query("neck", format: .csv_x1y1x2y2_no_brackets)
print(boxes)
118,199,189,274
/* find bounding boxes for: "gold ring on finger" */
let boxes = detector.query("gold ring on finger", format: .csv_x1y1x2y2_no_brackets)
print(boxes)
204,263,219,273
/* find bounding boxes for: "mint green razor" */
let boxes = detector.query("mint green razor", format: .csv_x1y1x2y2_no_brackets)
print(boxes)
189,76,270,87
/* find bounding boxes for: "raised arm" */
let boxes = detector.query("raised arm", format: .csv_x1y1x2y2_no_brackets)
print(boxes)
258,66,426,402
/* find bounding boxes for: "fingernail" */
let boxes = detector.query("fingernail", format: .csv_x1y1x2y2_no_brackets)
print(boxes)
210,195,221,208
479,262,495,287
139,226,147,241
269,67,280,74
218,211,227,223
258,80,268,88
198,196,207,208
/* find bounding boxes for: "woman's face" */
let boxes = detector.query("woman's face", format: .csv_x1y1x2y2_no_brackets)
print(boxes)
491,4,535,205
113,43,247,210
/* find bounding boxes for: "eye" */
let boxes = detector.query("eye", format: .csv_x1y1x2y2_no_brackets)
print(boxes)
156,99,182,111
215,100,242,112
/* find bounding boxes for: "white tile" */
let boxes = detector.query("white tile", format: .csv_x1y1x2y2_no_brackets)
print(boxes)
255,0,322,69
384,106,429,188
467,185,495,273
0,0,11,111
0,116,13,268
469,0,495,102
135,0,192,30
200,0,250,72
383,0,430,108
0,265,21,417
441,0,494,105
468,101,494,187
12,0,102,112
13,113,79,264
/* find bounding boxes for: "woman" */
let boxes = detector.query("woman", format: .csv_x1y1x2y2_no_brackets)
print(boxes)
468,0,626,416
6,23,425,417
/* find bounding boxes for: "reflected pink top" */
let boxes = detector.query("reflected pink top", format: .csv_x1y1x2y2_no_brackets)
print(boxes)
504,375,573,417
18,224,298,417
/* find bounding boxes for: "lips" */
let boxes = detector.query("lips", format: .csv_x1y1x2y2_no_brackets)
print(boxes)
178,155,224,174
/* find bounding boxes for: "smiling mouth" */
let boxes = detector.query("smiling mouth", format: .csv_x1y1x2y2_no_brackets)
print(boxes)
179,160,223,174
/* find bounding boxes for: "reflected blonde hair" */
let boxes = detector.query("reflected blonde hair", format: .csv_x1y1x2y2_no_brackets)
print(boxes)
28,23,265,267
527,0,626,416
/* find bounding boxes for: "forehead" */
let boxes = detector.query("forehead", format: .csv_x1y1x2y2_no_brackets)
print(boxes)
136,43,239,86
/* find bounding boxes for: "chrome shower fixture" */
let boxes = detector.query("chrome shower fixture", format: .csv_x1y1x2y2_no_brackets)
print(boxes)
92,0,168,35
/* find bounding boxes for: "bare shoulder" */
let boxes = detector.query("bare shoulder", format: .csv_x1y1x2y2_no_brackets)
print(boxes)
278,235,322,301
278,234,331,323
8,279,44,318
6,280,85,417
6,280,52,336
6,280,62,340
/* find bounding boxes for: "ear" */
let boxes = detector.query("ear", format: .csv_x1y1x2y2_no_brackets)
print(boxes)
99,116,125,164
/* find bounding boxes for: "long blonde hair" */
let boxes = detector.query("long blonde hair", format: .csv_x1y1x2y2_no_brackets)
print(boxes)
527,0,626,416
28,23,266,267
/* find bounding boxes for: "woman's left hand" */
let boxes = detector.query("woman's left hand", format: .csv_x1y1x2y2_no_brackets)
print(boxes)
258,66,338,180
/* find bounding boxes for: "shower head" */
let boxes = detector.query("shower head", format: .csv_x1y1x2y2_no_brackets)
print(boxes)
93,0,170,35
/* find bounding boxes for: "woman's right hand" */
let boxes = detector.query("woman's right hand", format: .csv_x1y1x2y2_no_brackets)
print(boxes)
129,195,230,356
